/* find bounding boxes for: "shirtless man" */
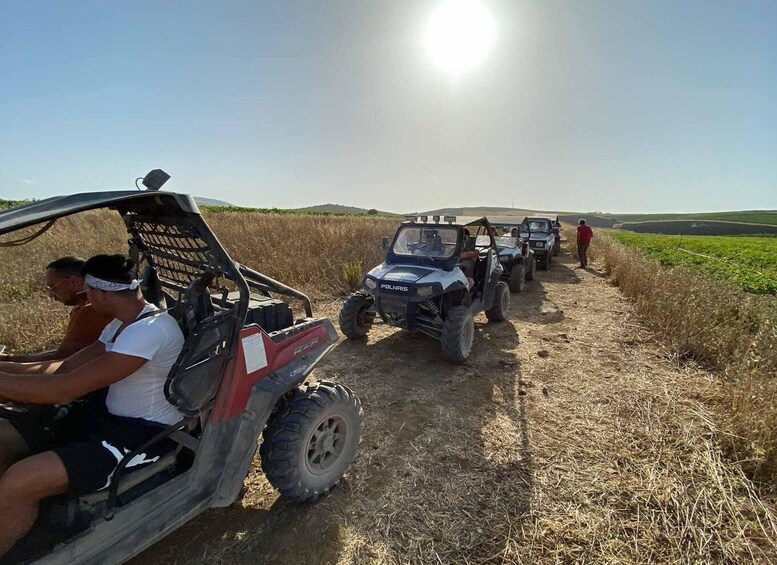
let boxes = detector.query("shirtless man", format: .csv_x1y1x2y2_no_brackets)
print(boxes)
0,256,113,363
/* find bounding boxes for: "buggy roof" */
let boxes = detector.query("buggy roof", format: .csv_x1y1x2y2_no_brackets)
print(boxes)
486,215,527,227
0,191,199,236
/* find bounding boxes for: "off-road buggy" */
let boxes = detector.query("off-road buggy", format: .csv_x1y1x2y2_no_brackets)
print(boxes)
338,215,509,364
484,216,537,292
0,180,363,564
518,216,558,270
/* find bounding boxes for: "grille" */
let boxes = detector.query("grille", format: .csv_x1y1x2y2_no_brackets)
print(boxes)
127,215,218,292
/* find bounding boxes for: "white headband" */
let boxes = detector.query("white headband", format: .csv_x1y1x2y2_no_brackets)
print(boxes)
84,274,141,292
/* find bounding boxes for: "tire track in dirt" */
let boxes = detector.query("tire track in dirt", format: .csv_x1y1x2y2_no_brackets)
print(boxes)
136,249,776,564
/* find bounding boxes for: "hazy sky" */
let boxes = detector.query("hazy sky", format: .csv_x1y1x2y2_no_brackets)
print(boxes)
1,0,775,213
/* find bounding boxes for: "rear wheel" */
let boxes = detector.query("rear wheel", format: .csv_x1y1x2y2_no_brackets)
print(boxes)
261,382,364,502
339,291,375,339
508,264,525,293
441,306,474,364
485,281,510,322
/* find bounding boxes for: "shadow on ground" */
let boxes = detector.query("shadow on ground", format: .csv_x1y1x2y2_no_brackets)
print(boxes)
136,278,534,564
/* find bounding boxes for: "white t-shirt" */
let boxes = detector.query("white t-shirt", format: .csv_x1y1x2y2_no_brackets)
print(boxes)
99,304,185,425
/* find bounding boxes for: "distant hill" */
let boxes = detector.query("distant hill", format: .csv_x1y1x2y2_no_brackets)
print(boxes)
194,197,235,207
296,204,400,216
414,207,777,231
417,206,579,217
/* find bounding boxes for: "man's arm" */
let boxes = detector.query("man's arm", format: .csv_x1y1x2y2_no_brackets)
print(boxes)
0,339,93,364
0,351,146,405
0,341,105,376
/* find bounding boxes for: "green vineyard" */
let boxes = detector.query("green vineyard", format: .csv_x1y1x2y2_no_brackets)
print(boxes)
609,232,777,294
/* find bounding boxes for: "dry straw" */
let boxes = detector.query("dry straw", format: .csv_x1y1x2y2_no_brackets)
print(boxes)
571,228,777,487
0,210,395,351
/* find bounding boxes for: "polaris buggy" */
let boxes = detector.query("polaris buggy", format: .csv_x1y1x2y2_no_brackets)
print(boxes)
0,174,363,564
338,215,509,364
484,216,538,293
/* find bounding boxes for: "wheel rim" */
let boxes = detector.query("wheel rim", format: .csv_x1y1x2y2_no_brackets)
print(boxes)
306,413,349,475
461,315,474,355
356,305,373,329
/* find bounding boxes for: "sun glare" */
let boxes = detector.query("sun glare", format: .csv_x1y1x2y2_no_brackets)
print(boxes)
424,0,496,73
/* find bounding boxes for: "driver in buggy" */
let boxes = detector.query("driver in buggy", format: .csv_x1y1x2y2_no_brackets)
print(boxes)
412,230,445,257
0,254,185,558
416,229,444,256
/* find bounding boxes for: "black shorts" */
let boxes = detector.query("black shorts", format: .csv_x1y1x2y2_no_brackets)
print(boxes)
10,396,176,497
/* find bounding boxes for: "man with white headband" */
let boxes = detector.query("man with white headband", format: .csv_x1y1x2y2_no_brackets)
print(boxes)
0,254,185,557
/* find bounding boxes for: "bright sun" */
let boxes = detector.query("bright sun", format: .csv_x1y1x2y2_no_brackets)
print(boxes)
424,0,496,73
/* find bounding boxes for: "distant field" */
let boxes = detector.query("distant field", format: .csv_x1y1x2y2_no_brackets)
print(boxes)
603,210,777,226
609,231,777,294
616,219,777,236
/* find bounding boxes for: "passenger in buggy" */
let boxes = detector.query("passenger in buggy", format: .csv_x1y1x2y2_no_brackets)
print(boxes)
0,254,185,558
458,229,477,291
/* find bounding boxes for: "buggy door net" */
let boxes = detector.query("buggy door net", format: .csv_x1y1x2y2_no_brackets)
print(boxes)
126,214,223,294
123,212,243,415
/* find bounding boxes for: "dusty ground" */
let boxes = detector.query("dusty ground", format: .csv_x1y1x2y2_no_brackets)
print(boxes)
136,249,777,564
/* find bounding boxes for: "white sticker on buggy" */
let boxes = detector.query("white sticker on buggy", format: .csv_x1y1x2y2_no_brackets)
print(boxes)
242,333,268,374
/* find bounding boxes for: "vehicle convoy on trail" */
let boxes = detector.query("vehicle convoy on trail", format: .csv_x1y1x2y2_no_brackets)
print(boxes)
0,172,363,564
338,215,510,364
519,215,559,270
484,216,537,292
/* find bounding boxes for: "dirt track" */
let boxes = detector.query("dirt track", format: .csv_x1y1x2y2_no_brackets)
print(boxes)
137,248,776,564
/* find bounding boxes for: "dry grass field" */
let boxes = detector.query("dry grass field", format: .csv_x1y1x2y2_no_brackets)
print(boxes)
0,210,395,353
2,209,777,563
573,228,777,487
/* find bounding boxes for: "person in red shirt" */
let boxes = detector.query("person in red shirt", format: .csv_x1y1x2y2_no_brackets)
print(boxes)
576,219,594,268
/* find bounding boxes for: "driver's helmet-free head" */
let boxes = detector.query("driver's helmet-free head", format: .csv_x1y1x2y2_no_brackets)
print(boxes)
510,228,519,237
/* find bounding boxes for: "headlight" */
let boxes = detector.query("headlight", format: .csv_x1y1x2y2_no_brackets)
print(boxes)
364,278,377,290
416,285,434,298
534,241,545,248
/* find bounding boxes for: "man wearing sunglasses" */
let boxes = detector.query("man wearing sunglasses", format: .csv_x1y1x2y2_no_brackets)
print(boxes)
0,257,113,363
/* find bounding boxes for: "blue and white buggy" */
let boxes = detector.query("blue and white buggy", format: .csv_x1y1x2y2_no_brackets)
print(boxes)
339,216,509,364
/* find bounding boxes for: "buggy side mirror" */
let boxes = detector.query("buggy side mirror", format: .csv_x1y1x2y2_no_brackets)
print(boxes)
381,237,389,252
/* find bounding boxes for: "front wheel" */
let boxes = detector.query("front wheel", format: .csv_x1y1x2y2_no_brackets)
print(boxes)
441,306,475,364
260,382,364,502
485,281,510,322
508,264,526,293
339,291,375,339
539,253,549,270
